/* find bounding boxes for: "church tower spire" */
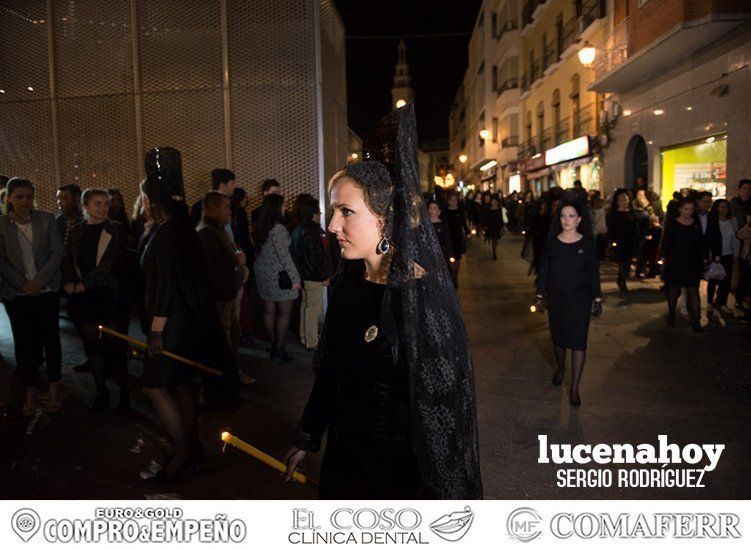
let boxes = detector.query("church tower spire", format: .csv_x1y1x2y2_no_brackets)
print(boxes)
391,38,414,109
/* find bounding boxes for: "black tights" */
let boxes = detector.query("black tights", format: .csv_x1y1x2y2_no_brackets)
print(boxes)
553,346,586,401
143,383,197,475
491,237,499,260
666,286,700,325
262,300,294,353
79,322,128,397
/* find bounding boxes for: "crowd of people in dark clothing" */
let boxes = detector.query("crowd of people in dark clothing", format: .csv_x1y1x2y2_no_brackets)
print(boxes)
1,164,749,479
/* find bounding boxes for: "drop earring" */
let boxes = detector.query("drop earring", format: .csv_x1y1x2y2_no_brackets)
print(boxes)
376,236,390,255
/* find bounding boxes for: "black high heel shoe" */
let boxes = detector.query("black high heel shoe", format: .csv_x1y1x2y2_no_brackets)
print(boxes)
89,388,110,414
552,368,565,386
569,393,581,407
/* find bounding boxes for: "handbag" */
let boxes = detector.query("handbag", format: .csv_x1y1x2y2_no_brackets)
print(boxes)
270,231,293,290
704,261,726,281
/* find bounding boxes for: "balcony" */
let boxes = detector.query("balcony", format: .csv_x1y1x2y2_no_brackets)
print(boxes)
539,128,553,152
501,136,519,149
554,118,570,145
496,20,518,42
590,12,748,93
497,77,519,96
573,104,596,137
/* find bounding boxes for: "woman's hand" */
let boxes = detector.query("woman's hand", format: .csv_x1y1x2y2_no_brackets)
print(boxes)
147,331,164,356
22,280,42,295
283,447,307,482
74,282,85,293
592,299,603,318
292,282,302,291
63,283,76,295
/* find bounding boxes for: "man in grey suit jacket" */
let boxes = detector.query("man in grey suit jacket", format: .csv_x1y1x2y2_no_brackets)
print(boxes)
0,178,64,415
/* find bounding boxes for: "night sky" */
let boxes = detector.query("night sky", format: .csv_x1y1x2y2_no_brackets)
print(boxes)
333,0,483,144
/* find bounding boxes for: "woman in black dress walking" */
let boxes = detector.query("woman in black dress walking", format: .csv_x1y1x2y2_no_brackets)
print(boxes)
607,189,639,291
482,196,504,260
660,197,706,332
283,104,481,499
536,195,602,407
444,191,469,288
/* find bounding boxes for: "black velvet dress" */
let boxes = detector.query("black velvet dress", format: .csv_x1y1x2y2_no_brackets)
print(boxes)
536,237,602,350
140,217,229,388
293,262,422,499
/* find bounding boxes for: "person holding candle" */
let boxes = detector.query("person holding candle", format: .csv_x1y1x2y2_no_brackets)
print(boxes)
283,104,482,499
62,188,130,412
139,147,231,482
535,193,602,407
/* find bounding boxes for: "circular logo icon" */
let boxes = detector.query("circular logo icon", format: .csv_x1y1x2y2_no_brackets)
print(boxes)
12,508,41,542
507,507,542,543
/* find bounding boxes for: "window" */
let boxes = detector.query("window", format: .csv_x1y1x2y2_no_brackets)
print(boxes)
492,117,499,143
556,14,563,57
492,12,498,37
492,66,498,91
525,112,532,144
536,101,545,146
541,33,547,67
570,74,581,135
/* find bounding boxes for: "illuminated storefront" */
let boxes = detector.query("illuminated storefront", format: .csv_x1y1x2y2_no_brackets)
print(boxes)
521,136,601,193
660,135,727,206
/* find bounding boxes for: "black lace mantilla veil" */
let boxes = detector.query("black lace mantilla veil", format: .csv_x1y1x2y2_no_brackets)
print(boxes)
312,103,482,499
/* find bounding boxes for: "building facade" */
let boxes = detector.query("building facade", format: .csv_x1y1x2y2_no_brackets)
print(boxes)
0,0,348,214
453,0,611,195
591,0,751,203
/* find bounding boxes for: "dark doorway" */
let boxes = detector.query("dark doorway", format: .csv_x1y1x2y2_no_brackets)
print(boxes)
625,134,648,189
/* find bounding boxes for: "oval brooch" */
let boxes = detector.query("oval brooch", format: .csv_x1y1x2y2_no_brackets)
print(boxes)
577,248,584,254
364,325,379,342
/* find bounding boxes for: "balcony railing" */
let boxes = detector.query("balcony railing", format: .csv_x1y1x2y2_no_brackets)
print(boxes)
496,20,518,41
580,0,606,32
501,136,519,149
522,0,538,28
497,77,519,96
542,39,557,71
594,16,629,81
539,128,553,152
555,117,570,145
573,104,596,137
521,72,529,92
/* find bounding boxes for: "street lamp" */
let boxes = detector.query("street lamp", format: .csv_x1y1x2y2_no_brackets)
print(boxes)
395,99,406,108
577,41,596,68
479,129,491,141
459,153,468,163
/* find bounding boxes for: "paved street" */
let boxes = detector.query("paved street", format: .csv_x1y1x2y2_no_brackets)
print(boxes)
1,236,749,499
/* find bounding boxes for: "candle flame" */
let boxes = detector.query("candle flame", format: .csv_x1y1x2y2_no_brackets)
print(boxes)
449,257,456,263
221,431,231,442
530,305,537,313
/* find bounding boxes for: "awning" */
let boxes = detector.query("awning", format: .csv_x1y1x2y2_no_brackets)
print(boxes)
548,155,594,172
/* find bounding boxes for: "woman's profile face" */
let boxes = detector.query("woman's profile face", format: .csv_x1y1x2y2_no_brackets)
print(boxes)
328,179,383,261
560,205,580,232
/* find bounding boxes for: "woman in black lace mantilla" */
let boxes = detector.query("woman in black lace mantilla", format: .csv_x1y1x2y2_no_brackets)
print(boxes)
283,103,482,499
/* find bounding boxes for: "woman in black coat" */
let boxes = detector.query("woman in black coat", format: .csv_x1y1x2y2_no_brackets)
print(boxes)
536,197,602,407
607,189,639,291
63,188,129,412
482,196,505,261
444,192,469,288
660,197,707,332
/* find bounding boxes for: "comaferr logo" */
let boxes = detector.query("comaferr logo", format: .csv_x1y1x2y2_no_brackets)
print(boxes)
507,507,542,542
429,507,475,542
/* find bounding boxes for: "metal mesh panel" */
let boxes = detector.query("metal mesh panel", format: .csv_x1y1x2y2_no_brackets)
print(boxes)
228,0,319,210
0,0,348,216
57,94,137,191
0,100,56,210
319,0,348,209
138,0,222,93
141,88,225,202
0,1,55,210
54,0,133,97
0,1,50,99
